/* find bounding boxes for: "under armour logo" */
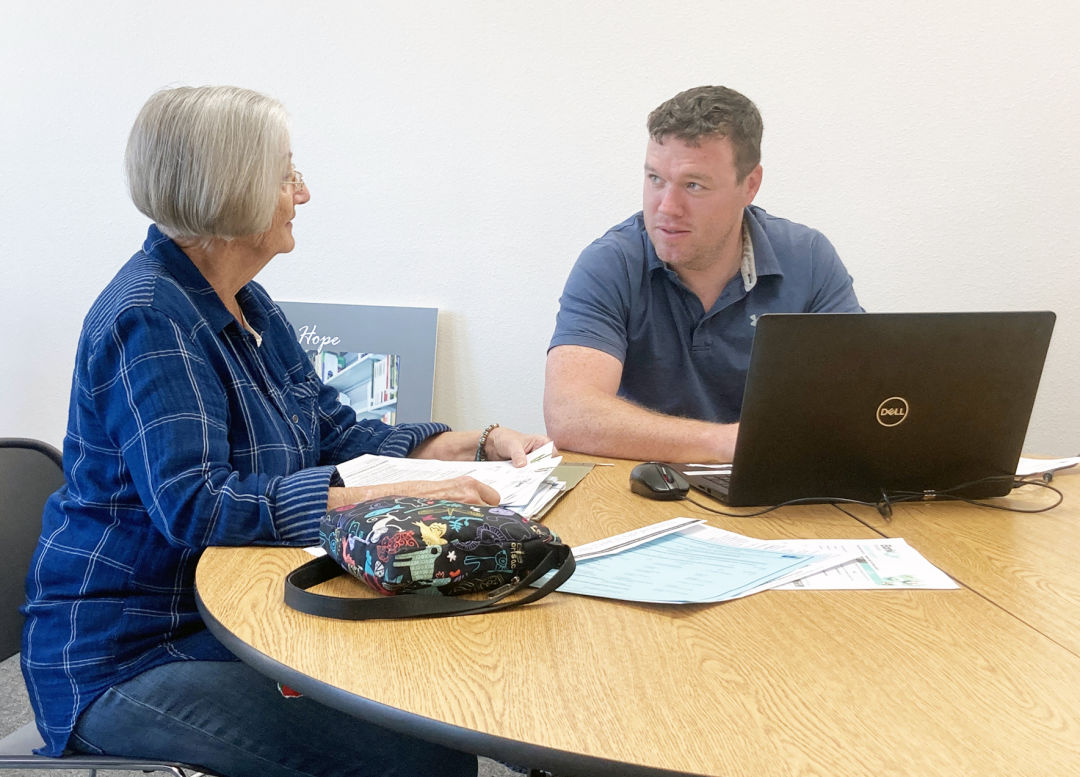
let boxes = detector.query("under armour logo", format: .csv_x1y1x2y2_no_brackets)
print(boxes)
749,314,760,327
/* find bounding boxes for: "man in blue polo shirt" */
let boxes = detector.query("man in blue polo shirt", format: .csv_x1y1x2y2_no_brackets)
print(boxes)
545,85,862,462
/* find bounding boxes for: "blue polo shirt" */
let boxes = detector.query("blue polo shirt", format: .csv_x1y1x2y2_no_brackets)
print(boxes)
549,205,862,423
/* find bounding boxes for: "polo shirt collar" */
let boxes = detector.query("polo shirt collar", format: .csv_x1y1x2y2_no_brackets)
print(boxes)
743,206,784,285
738,221,757,291
647,207,785,293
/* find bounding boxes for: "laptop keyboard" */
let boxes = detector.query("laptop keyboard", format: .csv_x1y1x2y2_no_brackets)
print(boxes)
661,463,735,501
689,472,731,496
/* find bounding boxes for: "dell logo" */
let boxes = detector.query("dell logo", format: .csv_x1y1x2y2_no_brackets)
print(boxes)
876,396,910,427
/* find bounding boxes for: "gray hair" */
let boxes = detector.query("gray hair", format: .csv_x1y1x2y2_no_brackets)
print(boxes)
647,85,763,182
125,85,291,240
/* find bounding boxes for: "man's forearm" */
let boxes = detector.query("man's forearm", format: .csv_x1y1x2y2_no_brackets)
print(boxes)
545,391,737,463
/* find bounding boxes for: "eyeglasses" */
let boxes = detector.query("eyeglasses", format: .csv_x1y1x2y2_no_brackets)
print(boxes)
283,167,305,193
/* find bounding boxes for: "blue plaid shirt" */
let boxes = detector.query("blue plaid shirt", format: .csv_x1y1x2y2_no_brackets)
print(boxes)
21,225,449,755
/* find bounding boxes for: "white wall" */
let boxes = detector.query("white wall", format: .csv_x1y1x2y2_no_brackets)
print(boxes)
2,1,1078,455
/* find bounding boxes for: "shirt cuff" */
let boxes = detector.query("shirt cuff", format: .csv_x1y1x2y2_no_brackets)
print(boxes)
272,464,338,545
374,421,452,457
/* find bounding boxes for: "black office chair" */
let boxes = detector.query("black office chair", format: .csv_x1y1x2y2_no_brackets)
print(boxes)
0,437,214,777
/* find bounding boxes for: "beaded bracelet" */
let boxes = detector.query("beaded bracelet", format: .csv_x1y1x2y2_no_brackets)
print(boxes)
475,423,499,461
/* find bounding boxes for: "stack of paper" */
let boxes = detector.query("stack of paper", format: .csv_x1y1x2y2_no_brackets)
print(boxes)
334,441,565,518
681,525,958,591
543,518,822,603
540,518,957,604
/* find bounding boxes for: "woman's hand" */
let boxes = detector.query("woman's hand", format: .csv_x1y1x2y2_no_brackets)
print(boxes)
483,426,551,467
409,427,553,467
328,476,500,510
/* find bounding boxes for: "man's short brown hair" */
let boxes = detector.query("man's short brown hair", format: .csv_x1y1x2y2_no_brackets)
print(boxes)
647,85,763,182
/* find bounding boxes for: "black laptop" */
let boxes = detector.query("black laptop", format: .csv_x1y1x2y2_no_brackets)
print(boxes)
671,311,1056,506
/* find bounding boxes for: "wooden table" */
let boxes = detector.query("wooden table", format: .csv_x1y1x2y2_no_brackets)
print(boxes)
195,457,1080,777
841,467,1080,657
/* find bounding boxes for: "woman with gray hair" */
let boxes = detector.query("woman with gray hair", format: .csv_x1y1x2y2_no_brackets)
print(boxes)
20,85,545,777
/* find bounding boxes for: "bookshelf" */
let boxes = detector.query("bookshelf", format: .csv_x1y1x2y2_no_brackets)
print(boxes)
324,353,400,423
277,301,437,424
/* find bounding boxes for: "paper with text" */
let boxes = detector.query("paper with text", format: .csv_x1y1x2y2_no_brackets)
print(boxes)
540,522,820,604
775,536,957,589
334,441,561,516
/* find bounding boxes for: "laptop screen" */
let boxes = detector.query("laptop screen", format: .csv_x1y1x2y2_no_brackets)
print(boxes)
711,311,1055,506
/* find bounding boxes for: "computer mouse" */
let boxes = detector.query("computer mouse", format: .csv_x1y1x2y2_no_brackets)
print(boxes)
629,462,690,500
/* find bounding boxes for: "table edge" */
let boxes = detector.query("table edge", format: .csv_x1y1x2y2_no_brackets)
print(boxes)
194,581,702,777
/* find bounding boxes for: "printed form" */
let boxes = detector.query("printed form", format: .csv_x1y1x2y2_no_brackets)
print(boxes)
537,519,957,604
334,442,563,517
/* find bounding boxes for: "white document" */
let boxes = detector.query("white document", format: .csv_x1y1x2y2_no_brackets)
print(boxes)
520,477,564,517
570,517,704,561
774,537,958,590
679,526,956,590
563,522,957,595
334,441,561,517
678,524,861,594
534,519,820,604
550,530,819,604
1016,456,1079,477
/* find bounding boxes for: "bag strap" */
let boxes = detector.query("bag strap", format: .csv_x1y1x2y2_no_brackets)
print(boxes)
284,544,576,620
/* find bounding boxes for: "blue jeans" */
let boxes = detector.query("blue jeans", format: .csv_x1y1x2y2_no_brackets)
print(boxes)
69,660,477,777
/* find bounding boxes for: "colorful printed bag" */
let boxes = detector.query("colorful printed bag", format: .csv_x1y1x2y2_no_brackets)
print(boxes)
285,496,575,620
